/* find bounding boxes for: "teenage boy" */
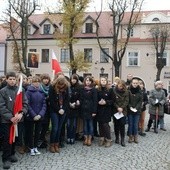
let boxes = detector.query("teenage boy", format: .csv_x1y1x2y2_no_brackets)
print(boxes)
0,72,28,169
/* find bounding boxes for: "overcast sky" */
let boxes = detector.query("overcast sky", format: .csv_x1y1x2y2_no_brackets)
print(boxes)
0,0,170,16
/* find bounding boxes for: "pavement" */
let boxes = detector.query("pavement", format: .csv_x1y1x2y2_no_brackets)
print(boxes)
1,114,170,170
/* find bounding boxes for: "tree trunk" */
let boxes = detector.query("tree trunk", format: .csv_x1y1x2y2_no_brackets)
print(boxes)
156,68,162,81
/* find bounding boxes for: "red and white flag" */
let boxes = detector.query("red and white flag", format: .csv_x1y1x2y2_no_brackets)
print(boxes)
9,75,23,144
52,50,62,75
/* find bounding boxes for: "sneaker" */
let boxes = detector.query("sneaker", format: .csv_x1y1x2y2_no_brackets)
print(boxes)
3,161,11,169
70,139,75,144
34,148,41,155
67,138,70,144
30,149,35,156
10,155,18,163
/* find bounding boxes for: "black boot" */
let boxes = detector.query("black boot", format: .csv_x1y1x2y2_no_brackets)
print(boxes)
121,137,125,147
115,136,119,144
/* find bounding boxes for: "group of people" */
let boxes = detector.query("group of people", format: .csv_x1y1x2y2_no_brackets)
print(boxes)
0,72,168,169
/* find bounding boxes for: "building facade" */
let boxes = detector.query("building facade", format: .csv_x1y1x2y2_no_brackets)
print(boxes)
5,10,170,91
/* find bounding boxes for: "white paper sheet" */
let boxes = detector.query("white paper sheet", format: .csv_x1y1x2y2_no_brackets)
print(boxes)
114,112,124,120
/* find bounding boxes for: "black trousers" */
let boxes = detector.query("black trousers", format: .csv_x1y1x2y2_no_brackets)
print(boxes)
114,116,126,139
1,123,15,162
25,121,42,149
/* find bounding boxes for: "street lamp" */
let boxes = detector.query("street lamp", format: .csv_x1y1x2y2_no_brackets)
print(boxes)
100,67,105,74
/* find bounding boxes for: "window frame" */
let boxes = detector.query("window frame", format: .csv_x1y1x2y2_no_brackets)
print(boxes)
84,48,92,63
127,51,140,67
100,48,109,63
43,24,51,34
60,49,70,63
41,49,49,63
85,23,93,33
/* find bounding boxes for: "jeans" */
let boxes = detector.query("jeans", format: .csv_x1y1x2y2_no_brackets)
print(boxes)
128,114,140,136
83,119,94,136
159,116,165,128
67,118,77,139
50,112,66,143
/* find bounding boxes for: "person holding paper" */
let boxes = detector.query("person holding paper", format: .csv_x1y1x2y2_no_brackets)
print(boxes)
113,80,129,147
127,78,143,144
96,77,115,147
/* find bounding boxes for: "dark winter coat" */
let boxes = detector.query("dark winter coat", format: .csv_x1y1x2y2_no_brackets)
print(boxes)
149,88,166,116
80,87,97,119
113,87,129,116
68,84,81,118
26,85,46,121
141,88,148,112
49,85,70,115
0,85,28,123
96,87,115,123
128,86,143,115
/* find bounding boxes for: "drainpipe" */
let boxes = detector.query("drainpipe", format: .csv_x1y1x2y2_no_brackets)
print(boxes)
4,42,7,75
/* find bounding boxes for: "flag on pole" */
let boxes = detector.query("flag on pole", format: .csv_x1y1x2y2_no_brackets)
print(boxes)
52,50,62,74
9,75,23,144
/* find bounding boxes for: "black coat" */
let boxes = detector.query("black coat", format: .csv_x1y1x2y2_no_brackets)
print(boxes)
141,88,148,112
80,87,97,119
68,85,81,118
96,87,115,123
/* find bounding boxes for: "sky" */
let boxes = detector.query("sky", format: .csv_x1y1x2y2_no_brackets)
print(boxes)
0,0,170,17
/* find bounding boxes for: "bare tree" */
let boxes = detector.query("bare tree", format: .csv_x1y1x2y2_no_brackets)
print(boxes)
150,24,170,81
95,0,144,82
4,0,39,75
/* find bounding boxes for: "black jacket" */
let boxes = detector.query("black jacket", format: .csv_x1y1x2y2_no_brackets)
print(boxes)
80,87,97,119
68,84,81,118
0,85,28,123
97,87,115,123
49,85,70,115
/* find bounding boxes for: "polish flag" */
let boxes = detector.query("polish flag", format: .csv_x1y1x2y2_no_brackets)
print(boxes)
9,75,23,144
52,50,62,74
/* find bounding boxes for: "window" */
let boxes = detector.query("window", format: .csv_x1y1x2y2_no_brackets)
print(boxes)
85,23,93,33
28,25,31,34
128,52,139,66
100,48,109,63
84,48,92,63
43,24,51,34
158,52,168,66
61,49,69,63
41,49,49,63
29,49,37,52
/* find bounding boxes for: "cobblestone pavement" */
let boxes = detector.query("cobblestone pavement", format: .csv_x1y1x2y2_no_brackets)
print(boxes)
1,114,170,170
